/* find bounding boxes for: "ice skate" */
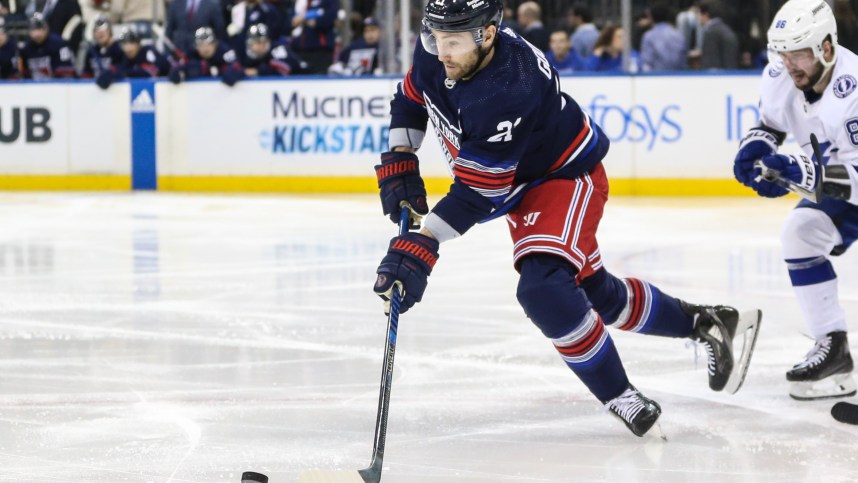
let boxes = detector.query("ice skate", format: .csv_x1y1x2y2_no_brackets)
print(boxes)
787,331,856,401
604,385,663,438
683,302,762,394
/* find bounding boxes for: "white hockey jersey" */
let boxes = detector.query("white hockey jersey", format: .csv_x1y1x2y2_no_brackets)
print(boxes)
759,47,858,204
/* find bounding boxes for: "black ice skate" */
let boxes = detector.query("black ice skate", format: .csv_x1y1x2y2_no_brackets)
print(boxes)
683,302,762,394
787,331,856,401
604,385,663,438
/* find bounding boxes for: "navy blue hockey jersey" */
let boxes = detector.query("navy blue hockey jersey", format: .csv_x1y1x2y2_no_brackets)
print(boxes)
182,42,241,79
240,42,309,76
19,33,75,79
336,38,379,75
0,39,18,79
81,42,124,78
118,46,171,78
390,27,609,235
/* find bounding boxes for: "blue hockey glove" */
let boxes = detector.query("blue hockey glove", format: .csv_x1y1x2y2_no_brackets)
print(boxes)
375,151,429,227
753,153,818,198
374,233,439,314
734,128,780,186
95,71,113,90
168,66,183,84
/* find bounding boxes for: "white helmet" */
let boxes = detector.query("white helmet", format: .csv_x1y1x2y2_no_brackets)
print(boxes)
767,0,838,70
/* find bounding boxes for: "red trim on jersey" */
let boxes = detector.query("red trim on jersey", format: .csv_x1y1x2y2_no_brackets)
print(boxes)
548,114,592,172
139,63,159,77
270,60,292,75
403,68,425,105
441,136,459,159
453,163,515,190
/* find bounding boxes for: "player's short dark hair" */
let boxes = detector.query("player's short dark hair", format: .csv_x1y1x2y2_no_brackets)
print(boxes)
571,3,593,23
649,3,673,24
699,0,722,18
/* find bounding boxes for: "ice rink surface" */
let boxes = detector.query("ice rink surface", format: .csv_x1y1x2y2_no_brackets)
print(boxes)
0,192,856,483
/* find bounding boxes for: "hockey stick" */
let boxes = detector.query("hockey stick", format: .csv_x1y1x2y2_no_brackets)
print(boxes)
754,133,825,203
297,207,413,483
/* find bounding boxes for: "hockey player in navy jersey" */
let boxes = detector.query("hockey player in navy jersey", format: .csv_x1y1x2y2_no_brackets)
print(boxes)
240,23,309,77
81,16,124,81
734,0,858,407
327,16,381,76
19,13,75,79
373,0,763,437
0,17,18,79
169,27,245,86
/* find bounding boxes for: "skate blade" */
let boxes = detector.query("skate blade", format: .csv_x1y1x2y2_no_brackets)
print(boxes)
298,470,366,483
646,422,668,442
790,373,858,401
723,309,762,394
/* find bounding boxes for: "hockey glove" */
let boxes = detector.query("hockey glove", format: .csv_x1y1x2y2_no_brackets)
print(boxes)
95,71,113,90
168,66,184,84
375,151,429,227
221,67,244,87
374,233,439,314
754,153,817,198
733,128,780,186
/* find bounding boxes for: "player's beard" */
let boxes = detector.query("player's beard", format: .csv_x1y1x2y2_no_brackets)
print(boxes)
444,43,491,81
790,61,825,91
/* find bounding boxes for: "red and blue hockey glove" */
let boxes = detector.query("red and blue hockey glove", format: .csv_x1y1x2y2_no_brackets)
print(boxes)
734,128,779,186
374,233,439,314
375,151,429,227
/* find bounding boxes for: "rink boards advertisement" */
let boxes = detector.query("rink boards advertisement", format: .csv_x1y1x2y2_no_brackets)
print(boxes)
0,82,131,189
0,74,771,194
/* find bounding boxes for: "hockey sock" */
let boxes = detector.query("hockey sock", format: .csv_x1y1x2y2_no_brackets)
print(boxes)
787,257,846,338
580,268,694,338
517,255,630,402
550,308,630,402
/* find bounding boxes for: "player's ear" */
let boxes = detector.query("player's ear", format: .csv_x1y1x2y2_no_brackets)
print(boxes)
484,24,498,47
823,36,835,62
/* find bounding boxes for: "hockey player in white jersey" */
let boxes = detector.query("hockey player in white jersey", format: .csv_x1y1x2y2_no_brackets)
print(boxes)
733,0,858,401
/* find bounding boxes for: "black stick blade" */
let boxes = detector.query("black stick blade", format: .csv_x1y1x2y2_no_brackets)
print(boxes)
832,402,858,425
242,471,269,483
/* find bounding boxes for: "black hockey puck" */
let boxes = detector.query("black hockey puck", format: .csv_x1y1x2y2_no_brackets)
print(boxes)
241,471,269,483
831,401,858,425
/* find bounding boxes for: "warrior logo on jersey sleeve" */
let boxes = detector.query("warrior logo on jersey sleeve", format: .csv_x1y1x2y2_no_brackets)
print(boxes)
424,93,461,168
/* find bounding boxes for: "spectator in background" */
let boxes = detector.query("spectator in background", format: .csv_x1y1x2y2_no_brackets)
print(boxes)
834,0,858,53
169,26,244,85
0,17,18,79
290,0,338,73
81,15,123,78
547,29,582,74
694,0,738,70
19,13,76,79
328,15,379,76
584,25,640,73
676,4,701,52
241,23,309,76
166,0,226,53
228,0,282,49
640,3,686,71
502,1,519,33
569,3,598,59
516,1,548,52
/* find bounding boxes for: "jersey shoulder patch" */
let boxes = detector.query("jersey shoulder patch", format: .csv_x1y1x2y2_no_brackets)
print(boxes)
833,74,857,99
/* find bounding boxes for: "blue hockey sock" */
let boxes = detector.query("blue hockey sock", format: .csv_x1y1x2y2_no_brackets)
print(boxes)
786,256,837,286
517,255,629,402
580,268,694,338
